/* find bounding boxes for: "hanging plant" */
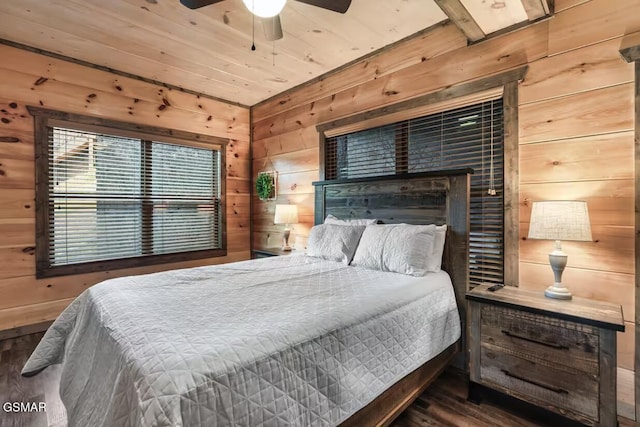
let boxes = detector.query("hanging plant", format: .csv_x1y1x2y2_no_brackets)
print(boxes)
256,171,276,201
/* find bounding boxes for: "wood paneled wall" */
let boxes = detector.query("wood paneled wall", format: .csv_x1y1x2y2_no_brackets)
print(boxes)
251,0,639,374
0,44,251,331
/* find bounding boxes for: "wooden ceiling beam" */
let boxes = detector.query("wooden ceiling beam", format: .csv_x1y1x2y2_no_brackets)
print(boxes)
521,0,550,21
620,31,640,63
434,0,485,42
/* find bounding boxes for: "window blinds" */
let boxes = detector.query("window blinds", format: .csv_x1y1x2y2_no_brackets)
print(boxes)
48,127,221,267
325,99,504,286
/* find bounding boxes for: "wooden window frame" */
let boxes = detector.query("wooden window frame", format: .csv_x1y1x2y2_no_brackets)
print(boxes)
30,107,228,278
317,66,526,287
635,57,640,427
619,35,640,422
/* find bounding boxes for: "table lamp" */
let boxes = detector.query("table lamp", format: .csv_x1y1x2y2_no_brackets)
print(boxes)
527,201,592,300
274,204,298,251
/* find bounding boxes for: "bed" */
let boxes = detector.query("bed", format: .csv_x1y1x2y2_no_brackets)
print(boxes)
22,170,471,426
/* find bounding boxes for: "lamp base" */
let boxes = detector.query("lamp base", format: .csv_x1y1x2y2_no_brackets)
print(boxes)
545,241,571,300
544,285,572,300
282,227,292,251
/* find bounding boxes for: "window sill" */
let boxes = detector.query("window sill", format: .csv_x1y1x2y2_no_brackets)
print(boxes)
36,248,227,279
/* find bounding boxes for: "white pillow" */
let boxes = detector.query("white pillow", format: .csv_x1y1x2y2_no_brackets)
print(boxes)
324,214,377,226
351,224,436,276
306,224,366,264
427,225,447,272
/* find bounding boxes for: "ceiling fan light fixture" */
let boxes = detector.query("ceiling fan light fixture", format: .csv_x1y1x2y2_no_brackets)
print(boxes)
242,0,287,18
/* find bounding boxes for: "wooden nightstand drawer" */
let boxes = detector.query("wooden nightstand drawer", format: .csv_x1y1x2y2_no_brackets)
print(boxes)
467,284,625,427
480,345,599,420
480,305,599,375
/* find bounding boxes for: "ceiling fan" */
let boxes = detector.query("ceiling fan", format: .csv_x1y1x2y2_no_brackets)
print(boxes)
180,0,352,41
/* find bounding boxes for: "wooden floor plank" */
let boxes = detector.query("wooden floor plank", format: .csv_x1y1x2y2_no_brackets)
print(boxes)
393,370,547,427
0,334,48,427
40,364,65,427
0,333,635,426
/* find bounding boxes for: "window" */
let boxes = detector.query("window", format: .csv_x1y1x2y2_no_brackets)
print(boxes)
324,98,505,287
31,108,226,278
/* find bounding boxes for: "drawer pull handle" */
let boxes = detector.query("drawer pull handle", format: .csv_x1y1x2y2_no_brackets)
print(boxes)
501,330,568,350
501,369,569,394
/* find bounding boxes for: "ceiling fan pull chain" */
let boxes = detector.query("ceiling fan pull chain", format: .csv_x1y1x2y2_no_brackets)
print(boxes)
251,0,256,51
272,17,277,66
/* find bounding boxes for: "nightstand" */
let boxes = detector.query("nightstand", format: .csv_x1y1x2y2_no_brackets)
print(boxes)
251,247,296,259
466,284,624,427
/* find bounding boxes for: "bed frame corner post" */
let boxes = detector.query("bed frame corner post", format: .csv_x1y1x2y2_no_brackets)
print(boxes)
445,172,471,372
314,183,325,225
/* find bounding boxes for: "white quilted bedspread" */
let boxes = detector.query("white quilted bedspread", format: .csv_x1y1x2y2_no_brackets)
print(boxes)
23,255,461,427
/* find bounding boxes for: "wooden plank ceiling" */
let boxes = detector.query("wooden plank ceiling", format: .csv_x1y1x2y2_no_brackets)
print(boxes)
0,0,551,106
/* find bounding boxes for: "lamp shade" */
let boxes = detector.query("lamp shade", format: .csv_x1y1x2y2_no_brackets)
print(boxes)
527,201,592,242
274,204,298,225
242,0,286,18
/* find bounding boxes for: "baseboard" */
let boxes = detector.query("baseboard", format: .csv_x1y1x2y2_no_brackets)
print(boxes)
617,367,635,421
0,320,53,341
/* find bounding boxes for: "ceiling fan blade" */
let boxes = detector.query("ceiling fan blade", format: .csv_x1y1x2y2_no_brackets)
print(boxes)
179,0,225,10
262,15,284,41
294,0,351,13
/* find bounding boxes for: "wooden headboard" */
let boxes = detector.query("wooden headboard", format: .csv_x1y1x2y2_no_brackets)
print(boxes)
312,169,471,357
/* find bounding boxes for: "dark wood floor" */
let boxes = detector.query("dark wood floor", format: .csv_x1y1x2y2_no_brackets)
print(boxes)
0,333,636,427
392,371,636,427
0,334,65,427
